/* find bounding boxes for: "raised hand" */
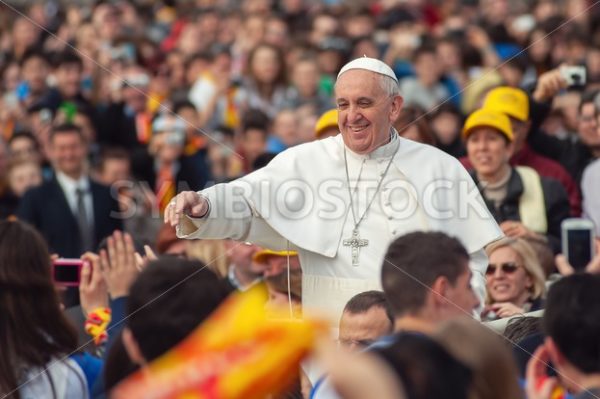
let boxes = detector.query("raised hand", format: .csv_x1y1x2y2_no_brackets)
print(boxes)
163,191,209,227
79,252,109,316
99,231,140,299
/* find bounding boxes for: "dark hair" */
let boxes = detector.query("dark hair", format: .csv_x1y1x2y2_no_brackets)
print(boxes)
49,123,85,143
173,100,197,115
412,43,437,63
95,147,130,173
578,90,599,114
19,48,49,68
343,290,394,324
126,258,230,362
373,333,472,399
214,125,235,139
381,232,469,316
8,130,40,150
184,51,212,70
246,42,286,88
503,55,529,74
0,221,79,399
252,152,276,170
103,331,139,392
241,108,271,133
503,316,542,343
394,106,436,145
543,274,600,374
51,50,83,70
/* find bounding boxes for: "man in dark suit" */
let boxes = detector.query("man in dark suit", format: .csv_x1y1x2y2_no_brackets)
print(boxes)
18,123,122,305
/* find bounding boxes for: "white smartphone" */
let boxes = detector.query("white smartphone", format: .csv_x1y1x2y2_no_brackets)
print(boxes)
561,218,595,271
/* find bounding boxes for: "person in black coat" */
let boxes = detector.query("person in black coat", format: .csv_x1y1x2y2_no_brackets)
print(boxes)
17,123,122,305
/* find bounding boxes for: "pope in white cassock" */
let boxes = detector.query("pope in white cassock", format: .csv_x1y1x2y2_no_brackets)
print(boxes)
165,57,503,325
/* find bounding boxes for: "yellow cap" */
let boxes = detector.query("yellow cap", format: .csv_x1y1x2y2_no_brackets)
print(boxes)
483,86,529,122
463,108,514,141
253,249,299,263
315,109,338,137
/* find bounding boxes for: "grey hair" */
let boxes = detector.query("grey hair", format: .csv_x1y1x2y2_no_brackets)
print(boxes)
379,74,401,97
334,72,401,97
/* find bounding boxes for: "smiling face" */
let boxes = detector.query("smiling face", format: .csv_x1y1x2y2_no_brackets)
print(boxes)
578,102,600,149
486,246,532,305
335,70,403,154
466,127,513,180
49,131,87,178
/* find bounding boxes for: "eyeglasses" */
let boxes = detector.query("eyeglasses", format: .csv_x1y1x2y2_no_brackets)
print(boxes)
486,262,521,275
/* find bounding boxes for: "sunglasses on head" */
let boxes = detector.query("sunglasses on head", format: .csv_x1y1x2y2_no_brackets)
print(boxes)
486,262,521,275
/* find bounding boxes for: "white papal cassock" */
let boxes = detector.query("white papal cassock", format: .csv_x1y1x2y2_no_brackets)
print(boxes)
177,133,503,325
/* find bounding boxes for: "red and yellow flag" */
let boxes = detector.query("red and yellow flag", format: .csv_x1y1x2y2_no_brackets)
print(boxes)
111,286,326,399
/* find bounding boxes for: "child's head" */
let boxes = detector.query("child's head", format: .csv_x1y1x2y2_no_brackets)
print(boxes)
239,109,269,164
7,158,42,197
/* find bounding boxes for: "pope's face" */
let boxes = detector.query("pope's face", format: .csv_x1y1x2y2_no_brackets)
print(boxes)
335,69,403,154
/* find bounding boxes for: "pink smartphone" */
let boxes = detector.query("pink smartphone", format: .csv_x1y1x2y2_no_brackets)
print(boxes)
52,259,84,286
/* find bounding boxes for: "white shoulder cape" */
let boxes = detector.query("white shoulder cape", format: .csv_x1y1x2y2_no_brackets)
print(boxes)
203,135,502,256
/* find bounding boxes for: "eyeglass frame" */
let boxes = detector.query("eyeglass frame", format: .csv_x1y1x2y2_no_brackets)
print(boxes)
485,261,523,276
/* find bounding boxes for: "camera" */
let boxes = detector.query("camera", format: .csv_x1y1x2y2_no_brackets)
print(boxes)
52,259,85,286
560,66,586,89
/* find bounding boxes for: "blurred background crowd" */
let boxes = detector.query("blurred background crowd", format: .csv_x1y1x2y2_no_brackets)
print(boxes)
2,0,600,398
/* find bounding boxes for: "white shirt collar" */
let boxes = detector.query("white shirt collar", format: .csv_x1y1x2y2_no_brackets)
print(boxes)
55,171,90,193
345,128,400,161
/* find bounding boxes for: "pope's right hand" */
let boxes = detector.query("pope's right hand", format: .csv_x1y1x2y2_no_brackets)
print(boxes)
164,191,209,227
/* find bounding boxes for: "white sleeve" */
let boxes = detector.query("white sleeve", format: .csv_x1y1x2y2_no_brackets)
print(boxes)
469,248,488,318
176,184,289,250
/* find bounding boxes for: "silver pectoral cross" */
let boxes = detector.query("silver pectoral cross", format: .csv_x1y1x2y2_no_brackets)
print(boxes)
343,228,369,267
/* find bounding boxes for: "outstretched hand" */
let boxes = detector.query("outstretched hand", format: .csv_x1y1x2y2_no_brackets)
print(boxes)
100,231,140,299
163,191,209,227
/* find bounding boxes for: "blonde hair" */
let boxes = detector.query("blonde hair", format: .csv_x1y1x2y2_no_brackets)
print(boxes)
485,237,546,303
185,239,229,278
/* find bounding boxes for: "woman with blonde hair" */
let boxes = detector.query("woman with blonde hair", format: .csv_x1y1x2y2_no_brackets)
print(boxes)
483,237,546,320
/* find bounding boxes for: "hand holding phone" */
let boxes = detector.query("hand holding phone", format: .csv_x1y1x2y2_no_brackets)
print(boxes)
52,258,85,286
561,218,596,271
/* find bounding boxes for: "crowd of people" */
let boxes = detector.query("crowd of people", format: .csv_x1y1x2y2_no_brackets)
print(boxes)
2,0,600,398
